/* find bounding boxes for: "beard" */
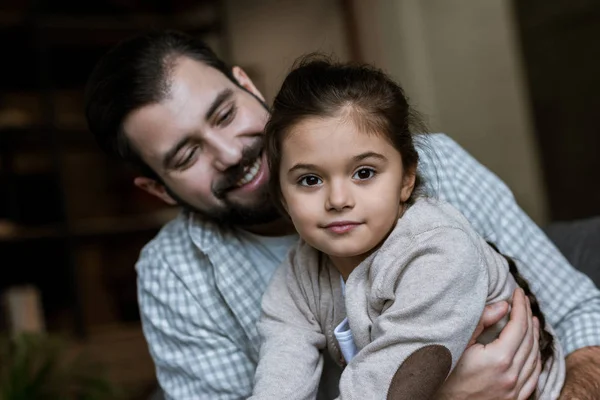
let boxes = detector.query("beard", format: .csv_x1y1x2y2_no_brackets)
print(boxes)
163,136,281,227
166,182,281,227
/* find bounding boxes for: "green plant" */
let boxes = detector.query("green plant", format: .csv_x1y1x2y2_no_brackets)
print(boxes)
0,333,119,400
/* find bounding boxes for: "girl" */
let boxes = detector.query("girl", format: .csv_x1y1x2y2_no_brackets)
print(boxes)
251,56,565,399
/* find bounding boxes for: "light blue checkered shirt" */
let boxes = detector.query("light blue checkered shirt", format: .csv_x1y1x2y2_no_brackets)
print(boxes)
137,133,600,399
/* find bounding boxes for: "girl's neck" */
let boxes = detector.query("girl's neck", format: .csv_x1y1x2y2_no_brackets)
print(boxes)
329,251,374,281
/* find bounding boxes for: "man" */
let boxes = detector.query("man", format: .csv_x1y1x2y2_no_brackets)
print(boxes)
85,30,600,399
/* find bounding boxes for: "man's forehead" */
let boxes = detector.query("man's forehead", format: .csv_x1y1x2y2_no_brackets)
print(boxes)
124,60,236,162
171,57,233,96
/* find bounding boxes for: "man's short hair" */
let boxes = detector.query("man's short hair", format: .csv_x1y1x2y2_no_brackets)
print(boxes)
84,30,235,177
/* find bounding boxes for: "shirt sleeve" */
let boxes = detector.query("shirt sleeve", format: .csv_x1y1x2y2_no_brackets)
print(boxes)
418,133,600,354
250,260,327,400
137,248,255,400
338,227,488,400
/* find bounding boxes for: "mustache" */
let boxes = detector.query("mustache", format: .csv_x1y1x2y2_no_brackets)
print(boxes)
211,139,264,199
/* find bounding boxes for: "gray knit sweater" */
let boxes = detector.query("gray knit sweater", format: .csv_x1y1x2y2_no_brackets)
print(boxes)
251,198,565,400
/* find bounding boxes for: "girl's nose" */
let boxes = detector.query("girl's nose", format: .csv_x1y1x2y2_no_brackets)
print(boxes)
325,181,355,211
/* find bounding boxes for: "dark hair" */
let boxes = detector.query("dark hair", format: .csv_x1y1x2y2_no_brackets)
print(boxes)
265,55,426,214
84,30,236,178
488,242,555,370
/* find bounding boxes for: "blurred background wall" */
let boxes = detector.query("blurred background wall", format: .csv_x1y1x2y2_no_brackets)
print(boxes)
224,0,350,104
363,0,549,224
0,0,598,398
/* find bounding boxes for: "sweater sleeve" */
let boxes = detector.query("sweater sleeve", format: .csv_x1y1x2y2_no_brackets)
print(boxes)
338,227,489,400
250,253,327,400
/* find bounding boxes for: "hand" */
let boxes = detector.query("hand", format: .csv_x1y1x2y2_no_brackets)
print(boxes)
435,288,541,400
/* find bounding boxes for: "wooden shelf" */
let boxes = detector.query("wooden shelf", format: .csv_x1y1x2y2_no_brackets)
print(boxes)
0,0,228,351
0,208,178,242
71,208,178,236
0,8,221,32
0,220,62,241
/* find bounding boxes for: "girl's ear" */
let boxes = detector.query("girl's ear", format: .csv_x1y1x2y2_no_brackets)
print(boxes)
400,166,417,202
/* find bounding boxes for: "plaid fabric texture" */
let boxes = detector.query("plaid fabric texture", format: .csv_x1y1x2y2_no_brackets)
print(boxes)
137,133,600,399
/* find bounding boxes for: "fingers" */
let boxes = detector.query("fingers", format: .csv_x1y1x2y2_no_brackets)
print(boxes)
481,301,510,328
468,301,510,346
516,317,541,400
512,296,535,368
492,288,528,358
518,354,541,400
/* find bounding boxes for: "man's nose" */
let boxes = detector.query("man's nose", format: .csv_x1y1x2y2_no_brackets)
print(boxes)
204,130,243,171
325,181,355,211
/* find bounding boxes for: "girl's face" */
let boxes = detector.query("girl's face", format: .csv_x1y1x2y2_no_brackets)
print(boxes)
279,115,415,267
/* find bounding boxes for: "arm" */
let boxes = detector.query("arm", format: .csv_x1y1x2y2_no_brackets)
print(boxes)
250,262,326,400
560,346,600,400
436,289,542,400
137,249,254,400
418,133,600,352
418,134,600,394
338,228,488,399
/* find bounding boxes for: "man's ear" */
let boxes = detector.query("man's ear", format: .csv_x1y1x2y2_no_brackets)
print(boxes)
231,66,266,102
400,167,417,202
133,176,177,206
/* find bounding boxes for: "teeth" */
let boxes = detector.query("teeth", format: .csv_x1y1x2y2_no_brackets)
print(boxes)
236,157,262,187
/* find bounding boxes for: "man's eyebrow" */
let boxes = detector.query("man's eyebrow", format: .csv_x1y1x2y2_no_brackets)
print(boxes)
163,135,192,169
205,88,234,121
352,151,387,163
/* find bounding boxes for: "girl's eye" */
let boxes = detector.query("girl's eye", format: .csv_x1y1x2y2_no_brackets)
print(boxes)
353,168,376,180
298,175,322,187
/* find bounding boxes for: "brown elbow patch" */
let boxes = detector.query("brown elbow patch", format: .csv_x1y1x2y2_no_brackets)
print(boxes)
386,345,452,400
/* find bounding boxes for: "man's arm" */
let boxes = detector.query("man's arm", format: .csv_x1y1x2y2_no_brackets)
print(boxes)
419,134,600,352
418,133,600,396
137,248,255,400
435,290,542,400
560,346,600,400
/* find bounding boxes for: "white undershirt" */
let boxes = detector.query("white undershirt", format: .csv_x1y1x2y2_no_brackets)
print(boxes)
235,229,299,285
334,276,358,363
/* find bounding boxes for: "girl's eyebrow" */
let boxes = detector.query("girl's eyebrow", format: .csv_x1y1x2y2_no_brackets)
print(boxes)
287,152,387,175
288,163,318,174
352,151,387,163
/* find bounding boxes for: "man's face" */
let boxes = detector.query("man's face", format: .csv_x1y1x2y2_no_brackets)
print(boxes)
123,57,279,226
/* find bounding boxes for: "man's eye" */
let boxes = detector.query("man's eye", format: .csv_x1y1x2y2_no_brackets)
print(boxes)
176,146,199,169
217,106,236,126
352,168,376,180
298,175,322,187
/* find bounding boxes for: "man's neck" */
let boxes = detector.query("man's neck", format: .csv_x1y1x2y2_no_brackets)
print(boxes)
240,217,297,237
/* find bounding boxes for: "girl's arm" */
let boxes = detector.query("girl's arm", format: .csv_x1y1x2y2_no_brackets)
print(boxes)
338,227,488,400
418,133,600,354
250,261,327,400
